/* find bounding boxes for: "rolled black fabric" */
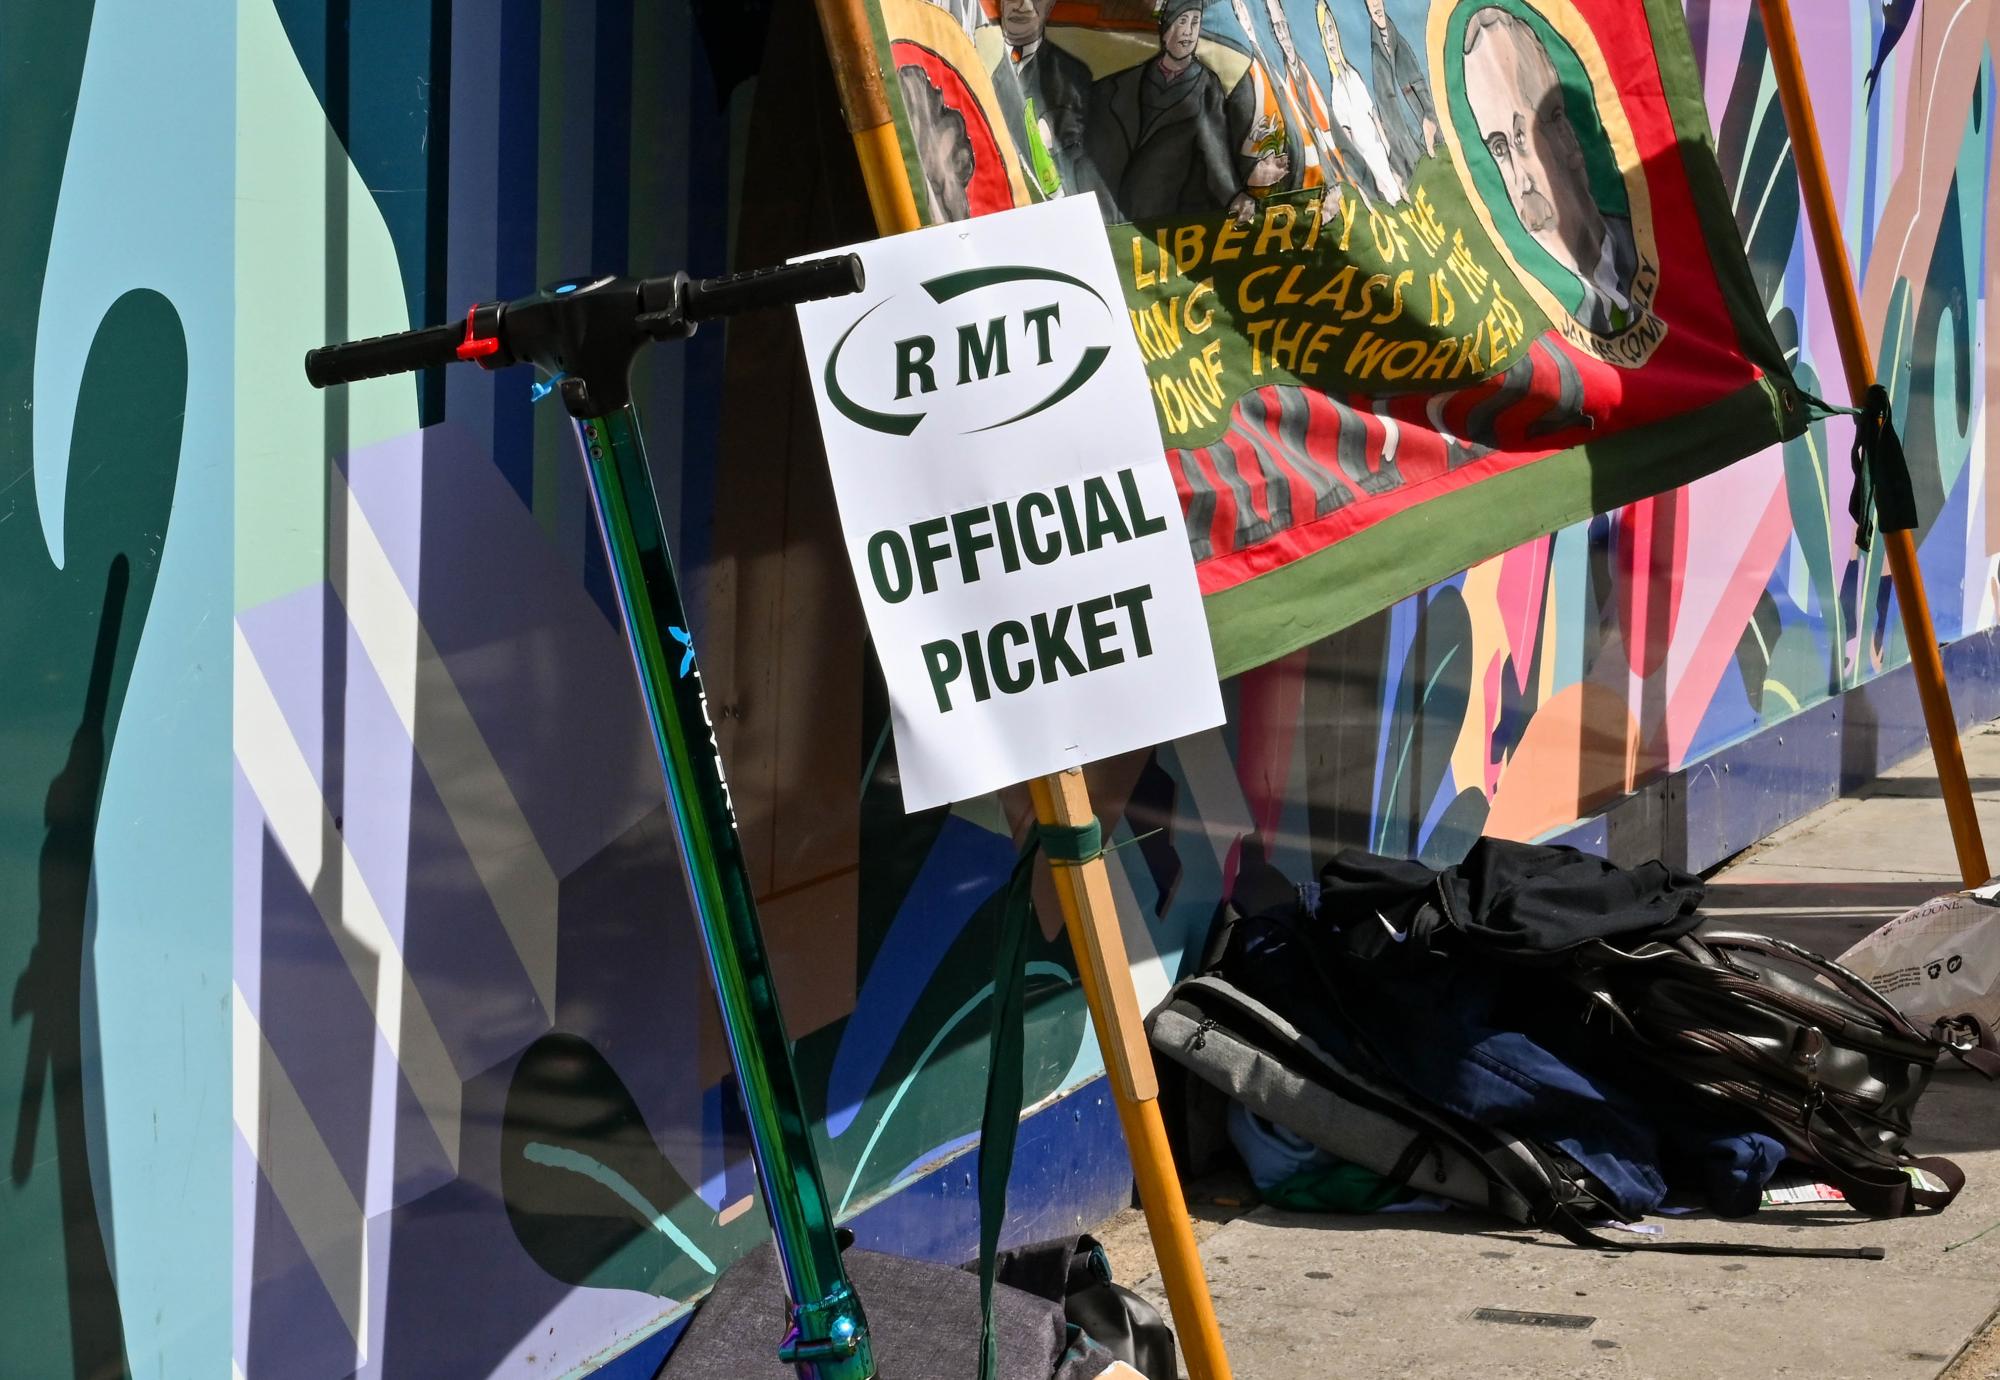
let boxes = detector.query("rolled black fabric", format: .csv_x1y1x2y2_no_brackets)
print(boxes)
1317,837,1705,966
1849,383,1920,549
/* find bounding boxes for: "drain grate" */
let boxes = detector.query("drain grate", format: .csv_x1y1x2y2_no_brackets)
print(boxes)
1470,1307,1596,1330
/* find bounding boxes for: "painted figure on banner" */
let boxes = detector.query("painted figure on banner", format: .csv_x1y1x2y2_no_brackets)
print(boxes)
1315,0,1405,202
900,63,979,220
1223,0,1324,195
989,0,1093,198
1257,0,1377,210
1085,0,1267,224
921,0,983,38
1212,1,1297,210
1459,5,1645,341
1366,0,1440,182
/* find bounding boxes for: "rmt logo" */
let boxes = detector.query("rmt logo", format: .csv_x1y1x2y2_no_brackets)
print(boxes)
891,302,1064,400
822,265,1112,437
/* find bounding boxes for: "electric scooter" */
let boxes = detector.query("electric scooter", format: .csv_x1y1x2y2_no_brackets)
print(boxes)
306,258,875,1380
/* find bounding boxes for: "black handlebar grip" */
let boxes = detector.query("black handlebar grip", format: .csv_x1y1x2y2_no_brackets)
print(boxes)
304,322,465,388
680,255,865,324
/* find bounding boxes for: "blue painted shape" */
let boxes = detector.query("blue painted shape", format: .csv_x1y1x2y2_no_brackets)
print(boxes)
823,815,1015,1139
1683,644,1760,765
588,1319,688,1380
490,0,542,503
843,1074,1131,1268
835,961,1074,1216
591,0,633,277
1680,700,1844,873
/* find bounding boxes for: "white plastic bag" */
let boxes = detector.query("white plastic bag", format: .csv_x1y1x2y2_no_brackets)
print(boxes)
1836,881,2000,1031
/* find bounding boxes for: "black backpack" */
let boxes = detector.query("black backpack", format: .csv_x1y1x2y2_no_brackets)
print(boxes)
1562,927,1999,1215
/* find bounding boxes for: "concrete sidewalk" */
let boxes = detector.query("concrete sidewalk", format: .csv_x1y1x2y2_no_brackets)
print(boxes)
1100,724,2000,1380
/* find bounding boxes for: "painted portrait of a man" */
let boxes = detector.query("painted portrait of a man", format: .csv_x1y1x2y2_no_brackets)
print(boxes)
1459,5,1638,336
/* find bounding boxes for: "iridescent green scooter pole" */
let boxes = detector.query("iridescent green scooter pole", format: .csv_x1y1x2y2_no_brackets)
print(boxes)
304,258,874,1379
574,400,870,1377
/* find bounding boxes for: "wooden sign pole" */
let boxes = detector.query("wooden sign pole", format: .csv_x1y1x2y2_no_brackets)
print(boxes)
808,2,1234,1375
1756,0,1991,889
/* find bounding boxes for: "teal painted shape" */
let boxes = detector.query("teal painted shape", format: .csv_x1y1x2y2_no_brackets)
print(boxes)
833,962,1074,1217
18,0,237,1374
1,287,186,1380
523,1143,719,1275
1777,357,1846,674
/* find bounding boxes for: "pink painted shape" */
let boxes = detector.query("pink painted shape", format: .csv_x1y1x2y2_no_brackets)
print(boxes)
1665,468,1796,763
1496,537,1551,693
1232,649,1308,849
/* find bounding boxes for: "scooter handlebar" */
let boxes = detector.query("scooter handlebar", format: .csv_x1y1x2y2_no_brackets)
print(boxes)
304,254,863,389
304,322,464,389
676,255,864,325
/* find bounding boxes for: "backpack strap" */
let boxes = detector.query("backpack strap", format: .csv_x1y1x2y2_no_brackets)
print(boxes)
1827,1155,1966,1217
1528,1190,1886,1260
1934,1013,2000,1078
1487,1134,1889,1260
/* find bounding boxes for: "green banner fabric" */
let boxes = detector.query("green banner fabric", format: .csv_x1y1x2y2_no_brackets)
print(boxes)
858,0,1803,677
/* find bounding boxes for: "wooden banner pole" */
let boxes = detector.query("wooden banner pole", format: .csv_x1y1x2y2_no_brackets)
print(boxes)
808,3,1234,1374
1756,0,1990,888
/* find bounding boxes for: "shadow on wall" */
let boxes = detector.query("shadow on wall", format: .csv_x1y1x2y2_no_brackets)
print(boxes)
15,559,134,1380
6,285,189,1380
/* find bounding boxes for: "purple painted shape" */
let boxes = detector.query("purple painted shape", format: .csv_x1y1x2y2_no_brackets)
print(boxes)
385,1037,458,1218
399,420,662,877
370,1054,685,1380
235,766,267,1015
551,805,711,1195
254,824,379,1206
331,612,414,943
245,1159,361,1379
233,1133,257,1368
824,815,1014,1139
1795,5,1858,217
244,794,457,1218
341,429,429,603
398,744,552,1076
238,584,333,794
371,1174,682,1380
239,579,549,1080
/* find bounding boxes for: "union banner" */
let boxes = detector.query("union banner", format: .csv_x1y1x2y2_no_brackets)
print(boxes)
859,0,1804,676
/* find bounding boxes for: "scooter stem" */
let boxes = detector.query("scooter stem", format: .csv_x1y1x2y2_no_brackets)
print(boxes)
573,403,873,1380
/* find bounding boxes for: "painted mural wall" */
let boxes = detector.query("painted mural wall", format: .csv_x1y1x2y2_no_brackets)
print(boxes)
0,1,1992,1377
